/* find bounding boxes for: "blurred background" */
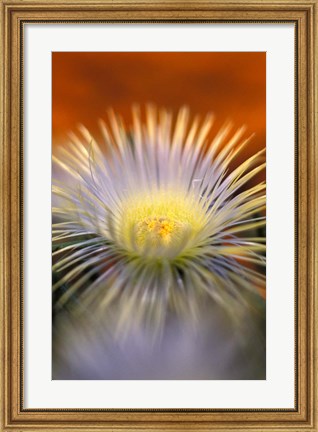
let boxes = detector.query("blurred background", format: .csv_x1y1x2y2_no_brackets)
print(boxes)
52,52,266,380
53,52,265,154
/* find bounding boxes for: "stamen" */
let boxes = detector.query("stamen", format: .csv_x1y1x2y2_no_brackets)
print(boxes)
136,216,179,245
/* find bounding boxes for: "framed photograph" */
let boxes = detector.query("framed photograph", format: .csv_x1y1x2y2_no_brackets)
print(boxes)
1,1,317,431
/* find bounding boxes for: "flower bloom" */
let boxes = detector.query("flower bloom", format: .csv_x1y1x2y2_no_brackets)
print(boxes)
53,106,265,335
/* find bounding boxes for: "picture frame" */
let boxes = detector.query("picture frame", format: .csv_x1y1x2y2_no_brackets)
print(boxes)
0,0,317,431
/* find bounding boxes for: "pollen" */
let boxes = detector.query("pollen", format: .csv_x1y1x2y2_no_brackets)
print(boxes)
137,216,178,245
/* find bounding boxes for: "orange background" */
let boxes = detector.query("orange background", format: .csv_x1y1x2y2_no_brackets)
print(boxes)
52,52,266,158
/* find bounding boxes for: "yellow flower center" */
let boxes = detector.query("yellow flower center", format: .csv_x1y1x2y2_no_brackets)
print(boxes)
117,189,207,258
136,216,181,246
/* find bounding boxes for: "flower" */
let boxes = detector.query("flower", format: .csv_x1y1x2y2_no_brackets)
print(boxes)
52,105,265,335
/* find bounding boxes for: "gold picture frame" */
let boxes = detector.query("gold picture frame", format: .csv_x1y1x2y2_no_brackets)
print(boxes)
0,0,317,430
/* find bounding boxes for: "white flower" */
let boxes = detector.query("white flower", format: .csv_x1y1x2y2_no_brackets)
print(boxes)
52,106,265,335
